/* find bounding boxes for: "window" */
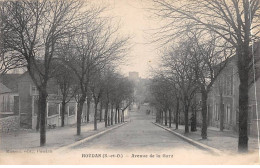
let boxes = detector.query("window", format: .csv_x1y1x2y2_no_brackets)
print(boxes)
59,103,68,116
227,76,230,95
251,105,258,120
48,102,59,117
224,76,228,95
219,76,224,96
68,103,76,116
1,95,12,112
226,104,231,124
6,95,10,111
58,88,62,96
226,74,233,96
2,96,5,111
230,74,233,95
34,97,39,116
249,105,253,121
31,85,39,95
236,108,239,124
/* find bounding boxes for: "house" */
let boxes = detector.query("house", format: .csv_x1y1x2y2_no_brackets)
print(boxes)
1,70,128,131
0,74,21,132
18,71,96,129
207,43,260,136
0,74,20,118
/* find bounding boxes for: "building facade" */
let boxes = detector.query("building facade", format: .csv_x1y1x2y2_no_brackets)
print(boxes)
207,44,260,136
0,75,20,118
0,75,20,132
1,71,130,131
18,72,98,129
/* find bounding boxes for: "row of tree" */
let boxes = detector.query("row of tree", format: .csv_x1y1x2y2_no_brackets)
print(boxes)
150,33,230,135
44,65,134,132
149,0,260,152
0,0,132,146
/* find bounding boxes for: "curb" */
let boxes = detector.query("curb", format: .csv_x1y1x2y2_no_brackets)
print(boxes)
55,122,128,152
152,122,222,155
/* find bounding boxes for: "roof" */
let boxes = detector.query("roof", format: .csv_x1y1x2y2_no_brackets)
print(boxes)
0,74,21,93
0,82,11,94
18,71,59,95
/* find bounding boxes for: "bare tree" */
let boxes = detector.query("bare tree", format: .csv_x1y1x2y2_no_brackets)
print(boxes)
113,76,134,123
101,67,117,127
90,69,104,130
0,2,25,76
0,51,25,76
54,62,77,127
58,8,129,135
215,75,225,131
184,32,232,139
151,0,260,152
2,0,84,146
86,90,92,123
162,42,198,133
150,72,175,128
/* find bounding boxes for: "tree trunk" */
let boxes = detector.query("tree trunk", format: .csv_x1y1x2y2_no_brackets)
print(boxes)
111,104,113,125
191,107,196,132
184,104,189,133
61,100,66,127
194,104,197,131
238,76,249,152
77,94,86,135
237,4,251,151
219,92,224,131
237,50,250,152
122,110,124,122
156,110,160,123
164,109,167,126
39,89,47,146
120,110,123,122
161,110,163,124
108,115,110,126
176,98,179,129
169,108,172,128
99,102,103,122
86,98,90,123
115,107,118,124
94,102,98,130
118,108,120,123
201,88,208,139
105,102,108,127
36,100,40,131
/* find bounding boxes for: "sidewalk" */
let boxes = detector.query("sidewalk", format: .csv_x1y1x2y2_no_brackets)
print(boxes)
0,121,124,151
158,123,259,153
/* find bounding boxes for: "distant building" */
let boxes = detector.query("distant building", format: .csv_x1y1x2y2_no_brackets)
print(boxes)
128,71,139,82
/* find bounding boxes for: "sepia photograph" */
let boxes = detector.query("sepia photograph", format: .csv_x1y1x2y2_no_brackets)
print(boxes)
0,0,260,165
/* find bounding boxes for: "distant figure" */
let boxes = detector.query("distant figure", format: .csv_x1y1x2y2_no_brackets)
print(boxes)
190,114,196,132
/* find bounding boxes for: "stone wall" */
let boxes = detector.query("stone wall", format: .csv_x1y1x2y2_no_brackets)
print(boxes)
0,116,20,132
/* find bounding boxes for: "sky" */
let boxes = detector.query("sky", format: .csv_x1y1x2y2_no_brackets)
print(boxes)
8,0,161,78
96,0,160,78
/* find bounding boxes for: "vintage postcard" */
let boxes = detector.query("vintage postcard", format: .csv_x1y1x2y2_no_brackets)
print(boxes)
0,0,260,165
